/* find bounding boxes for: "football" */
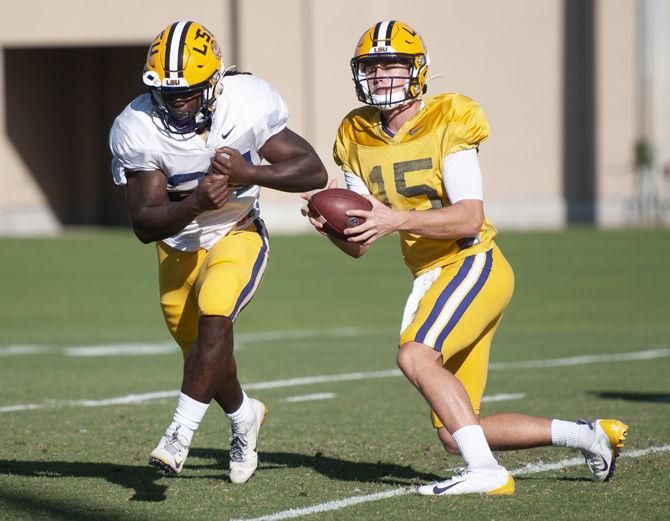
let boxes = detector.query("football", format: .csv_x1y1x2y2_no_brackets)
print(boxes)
307,188,372,240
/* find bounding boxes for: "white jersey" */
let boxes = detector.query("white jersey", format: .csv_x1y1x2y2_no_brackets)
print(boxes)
109,74,288,251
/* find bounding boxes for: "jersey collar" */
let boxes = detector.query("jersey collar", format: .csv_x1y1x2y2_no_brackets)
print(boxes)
374,99,428,144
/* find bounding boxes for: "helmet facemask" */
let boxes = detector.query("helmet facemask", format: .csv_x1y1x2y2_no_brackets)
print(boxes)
143,70,221,134
351,54,427,110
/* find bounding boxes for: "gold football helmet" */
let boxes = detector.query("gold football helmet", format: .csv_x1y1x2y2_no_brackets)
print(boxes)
351,20,430,110
142,21,223,133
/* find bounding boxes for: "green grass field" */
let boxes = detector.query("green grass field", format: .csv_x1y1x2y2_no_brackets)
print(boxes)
0,228,669,520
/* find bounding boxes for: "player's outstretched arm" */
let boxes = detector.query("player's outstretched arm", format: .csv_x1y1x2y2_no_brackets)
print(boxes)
211,128,327,192
125,169,229,243
345,199,484,244
397,199,484,239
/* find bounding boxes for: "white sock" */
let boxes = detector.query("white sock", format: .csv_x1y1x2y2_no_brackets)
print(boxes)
226,391,255,432
169,392,210,445
551,419,594,450
451,425,500,469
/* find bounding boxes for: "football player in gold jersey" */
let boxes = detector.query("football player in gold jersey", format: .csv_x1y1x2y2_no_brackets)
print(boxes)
302,20,627,495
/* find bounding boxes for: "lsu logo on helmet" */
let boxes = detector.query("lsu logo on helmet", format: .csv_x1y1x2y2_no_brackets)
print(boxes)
351,20,430,110
143,21,224,134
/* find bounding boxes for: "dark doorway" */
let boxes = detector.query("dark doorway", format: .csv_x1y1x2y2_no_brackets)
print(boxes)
4,46,147,226
563,0,596,223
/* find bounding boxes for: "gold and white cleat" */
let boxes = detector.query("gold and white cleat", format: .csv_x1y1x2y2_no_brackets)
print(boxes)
417,467,515,496
579,418,628,482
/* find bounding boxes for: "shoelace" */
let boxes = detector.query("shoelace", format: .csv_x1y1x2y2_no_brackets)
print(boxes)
454,467,468,478
164,432,188,457
229,433,249,462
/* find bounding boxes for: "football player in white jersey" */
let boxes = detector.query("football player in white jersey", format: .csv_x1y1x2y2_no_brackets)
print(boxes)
109,20,327,483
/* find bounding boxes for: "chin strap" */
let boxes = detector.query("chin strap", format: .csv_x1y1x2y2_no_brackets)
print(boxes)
426,74,443,86
222,64,237,75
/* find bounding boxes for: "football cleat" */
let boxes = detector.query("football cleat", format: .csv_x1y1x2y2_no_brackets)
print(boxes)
149,425,191,476
416,466,515,496
229,398,267,484
578,418,628,482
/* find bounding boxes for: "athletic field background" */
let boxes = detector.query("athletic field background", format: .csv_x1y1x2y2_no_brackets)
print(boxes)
0,228,668,520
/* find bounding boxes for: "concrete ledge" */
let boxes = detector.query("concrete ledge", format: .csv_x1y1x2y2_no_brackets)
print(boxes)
259,198,313,235
260,196,568,234
483,197,565,229
0,205,61,236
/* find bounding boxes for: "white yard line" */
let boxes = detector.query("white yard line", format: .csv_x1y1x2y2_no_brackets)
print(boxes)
231,489,408,521
283,393,337,403
65,344,175,357
0,391,525,414
1,327,373,358
1,347,668,414
481,393,525,402
244,369,401,391
58,390,180,407
0,345,50,356
489,348,670,369
0,404,44,412
237,327,366,343
0,391,180,413
231,445,670,521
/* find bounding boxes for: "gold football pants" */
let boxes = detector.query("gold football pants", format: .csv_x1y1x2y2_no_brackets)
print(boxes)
156,219,269,357
398,244,514,427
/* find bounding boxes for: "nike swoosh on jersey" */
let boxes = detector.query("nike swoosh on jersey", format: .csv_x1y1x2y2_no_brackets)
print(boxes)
222,126,236,139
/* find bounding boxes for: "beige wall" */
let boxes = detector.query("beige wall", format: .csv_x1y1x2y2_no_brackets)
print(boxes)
240,0,565,231
596,0,637,226
0,50,60,234
0,0,642,234
0,0,233,48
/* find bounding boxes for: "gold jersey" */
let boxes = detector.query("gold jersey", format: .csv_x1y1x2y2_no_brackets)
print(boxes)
334,93,497,276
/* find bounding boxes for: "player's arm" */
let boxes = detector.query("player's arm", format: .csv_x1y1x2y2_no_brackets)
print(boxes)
345,149,484,245
124,169,229,243
396,199,483,238
210,128,327,192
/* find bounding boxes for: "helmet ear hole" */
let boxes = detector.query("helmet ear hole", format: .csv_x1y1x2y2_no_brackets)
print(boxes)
143,71,161,88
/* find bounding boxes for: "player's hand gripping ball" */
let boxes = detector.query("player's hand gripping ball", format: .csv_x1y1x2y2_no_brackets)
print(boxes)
307,188,372,240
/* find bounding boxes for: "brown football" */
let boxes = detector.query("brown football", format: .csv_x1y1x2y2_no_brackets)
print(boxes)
307,188,372,240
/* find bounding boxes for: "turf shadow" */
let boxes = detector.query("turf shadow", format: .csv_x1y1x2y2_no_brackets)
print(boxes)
0,459,168,502
589,391,670,403
0,487,160,521
189,447,443,485
515,475,592,483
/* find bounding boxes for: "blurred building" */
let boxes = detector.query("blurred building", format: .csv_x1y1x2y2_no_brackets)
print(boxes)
0,0,667,235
